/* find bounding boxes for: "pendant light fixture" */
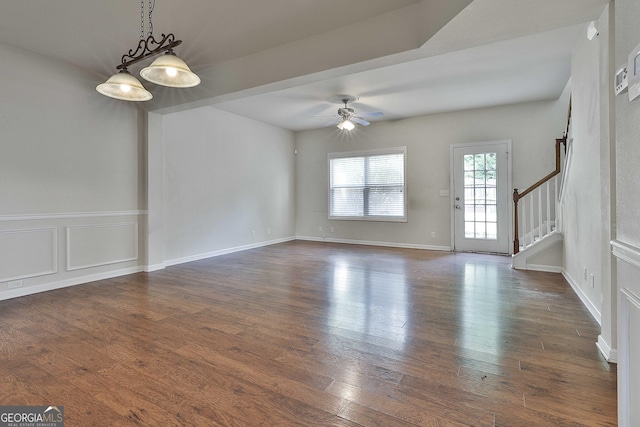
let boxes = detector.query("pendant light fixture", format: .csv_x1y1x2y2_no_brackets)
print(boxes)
96,0,200,101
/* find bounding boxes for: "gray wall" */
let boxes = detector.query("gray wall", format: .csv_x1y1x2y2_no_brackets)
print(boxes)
159,107,296,265
295,96,570,249
0,41,143,299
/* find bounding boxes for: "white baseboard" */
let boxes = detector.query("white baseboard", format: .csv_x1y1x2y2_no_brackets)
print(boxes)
144,263,166,272
0,266,143,302
562,269,601,325
164,237,296,267
525,264,563,273
295,236,451,252
596,335,618,363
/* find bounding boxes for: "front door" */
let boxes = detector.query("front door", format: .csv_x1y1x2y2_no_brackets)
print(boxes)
452,141,511,254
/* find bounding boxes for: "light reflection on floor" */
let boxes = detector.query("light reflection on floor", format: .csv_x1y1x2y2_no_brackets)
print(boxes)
322,251,512,361
327,257,408,346
459,261,504,356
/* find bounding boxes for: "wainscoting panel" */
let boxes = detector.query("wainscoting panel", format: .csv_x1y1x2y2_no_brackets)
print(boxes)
612,239,640,427
0,227,57,282
619,288,640,426
67,222,138,271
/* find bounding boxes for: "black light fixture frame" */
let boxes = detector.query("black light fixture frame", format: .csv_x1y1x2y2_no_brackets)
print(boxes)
115,33,182,70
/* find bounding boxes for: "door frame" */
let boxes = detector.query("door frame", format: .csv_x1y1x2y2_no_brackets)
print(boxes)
449,140,513,254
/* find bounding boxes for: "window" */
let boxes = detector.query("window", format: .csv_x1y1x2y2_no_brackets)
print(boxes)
329,147,406,221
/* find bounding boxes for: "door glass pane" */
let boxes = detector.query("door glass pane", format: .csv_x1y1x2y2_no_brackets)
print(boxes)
465,222,475,238
463,151,498,241
486,152,497,170
474,154,485,170
486,205,497,222
486,222,497,239
465,205,475,221
464,188,474,204
464,171,475,186
464,154,475,171
486,171,497,187
486,188,497,204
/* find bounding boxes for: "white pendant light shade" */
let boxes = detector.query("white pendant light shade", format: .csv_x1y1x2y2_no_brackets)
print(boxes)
96,70,153,101
140,51,201,88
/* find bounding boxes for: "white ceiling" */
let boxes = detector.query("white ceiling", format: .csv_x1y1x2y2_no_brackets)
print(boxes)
0,0,609,131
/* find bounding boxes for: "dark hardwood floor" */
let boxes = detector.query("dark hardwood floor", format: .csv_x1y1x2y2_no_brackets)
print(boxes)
0,241,616,426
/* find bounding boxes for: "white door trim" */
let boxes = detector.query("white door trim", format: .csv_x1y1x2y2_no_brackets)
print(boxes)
449,140,513,254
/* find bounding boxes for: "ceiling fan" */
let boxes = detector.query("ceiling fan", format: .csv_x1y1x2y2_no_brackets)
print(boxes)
329,96,383,131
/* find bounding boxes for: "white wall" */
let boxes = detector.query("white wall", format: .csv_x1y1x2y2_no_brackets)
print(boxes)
0,42,144,300
295,97,570,249
561,8,612,329
612,0,640,424
160,107,296,265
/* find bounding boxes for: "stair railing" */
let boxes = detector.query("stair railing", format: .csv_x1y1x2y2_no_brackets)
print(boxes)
513,100,570,254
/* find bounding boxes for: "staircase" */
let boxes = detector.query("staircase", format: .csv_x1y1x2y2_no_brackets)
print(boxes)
511,101,570,271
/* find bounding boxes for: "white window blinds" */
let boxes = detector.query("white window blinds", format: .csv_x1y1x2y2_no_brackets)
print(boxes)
329,147,406,221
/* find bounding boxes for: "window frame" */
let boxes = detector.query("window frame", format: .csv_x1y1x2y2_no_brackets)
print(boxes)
328,146,407,222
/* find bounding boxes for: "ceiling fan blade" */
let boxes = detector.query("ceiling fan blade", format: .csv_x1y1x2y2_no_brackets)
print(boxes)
352,117,370,126
325,118,340,127
357,111,384,118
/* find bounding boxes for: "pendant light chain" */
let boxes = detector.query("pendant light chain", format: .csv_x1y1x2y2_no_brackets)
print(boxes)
140,0,155,39
148,0,155,37
140,0,146,40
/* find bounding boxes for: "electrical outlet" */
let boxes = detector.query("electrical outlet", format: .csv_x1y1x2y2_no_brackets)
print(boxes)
330,226,335,233
267,228,271,235
8,280,23,289
431,232,436,239
319,226,323,232
252,230,256,238
591,274,595,288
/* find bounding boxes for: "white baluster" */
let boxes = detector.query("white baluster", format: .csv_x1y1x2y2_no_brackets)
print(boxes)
521,196,527,249
530,192,534,246
538,187,543,240
546,181,551,237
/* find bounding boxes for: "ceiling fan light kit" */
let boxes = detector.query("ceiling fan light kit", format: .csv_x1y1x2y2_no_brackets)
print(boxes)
96,0,200,101
334,97,383,131
337,119,355,131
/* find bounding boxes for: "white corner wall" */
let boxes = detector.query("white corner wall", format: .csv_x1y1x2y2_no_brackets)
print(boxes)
613,0,640,424
159,107,296,265
561,5,613,343
295,98,569,249
0,42,144,300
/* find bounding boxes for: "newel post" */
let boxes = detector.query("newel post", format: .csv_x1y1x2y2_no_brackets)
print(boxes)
513,188,520,254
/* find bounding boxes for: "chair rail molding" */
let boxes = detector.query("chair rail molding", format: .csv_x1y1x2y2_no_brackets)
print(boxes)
611,240,640,269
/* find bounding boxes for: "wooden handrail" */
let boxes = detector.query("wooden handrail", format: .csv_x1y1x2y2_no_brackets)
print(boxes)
516,138,565,200
564,97,572,139
513,137,566,254
513,98,571,254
